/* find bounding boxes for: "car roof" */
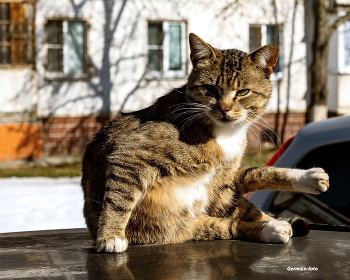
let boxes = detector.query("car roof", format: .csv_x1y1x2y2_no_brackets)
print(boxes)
274,115,350,168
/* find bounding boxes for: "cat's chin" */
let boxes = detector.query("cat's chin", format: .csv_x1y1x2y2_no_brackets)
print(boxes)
213,118,242,128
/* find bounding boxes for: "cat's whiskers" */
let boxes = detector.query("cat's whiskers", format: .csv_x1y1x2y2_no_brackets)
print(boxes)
168,108,206,124
166,108,197,122
244,121,263,152
179,114,200,132
254,115,281,142
246,112,281,147
167,103,211,129
171,88,186,95
178,111,209,132
245,120,279,151
87,198,102,205
252,121,280,149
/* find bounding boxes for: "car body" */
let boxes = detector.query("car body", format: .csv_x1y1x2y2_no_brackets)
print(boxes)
248,115,350,225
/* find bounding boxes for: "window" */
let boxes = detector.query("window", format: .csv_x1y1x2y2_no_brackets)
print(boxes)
147,21,186,78
45,19,88,76
249,24,283,76
338,20,350,73
0,1,35,66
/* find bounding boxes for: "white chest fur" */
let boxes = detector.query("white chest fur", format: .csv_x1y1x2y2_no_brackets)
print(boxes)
174,171,214,215
213,124,248,160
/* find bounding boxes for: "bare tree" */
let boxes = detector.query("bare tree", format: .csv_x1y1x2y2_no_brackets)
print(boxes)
307,0,350,122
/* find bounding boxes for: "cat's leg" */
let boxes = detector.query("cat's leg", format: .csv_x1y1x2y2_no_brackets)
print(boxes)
233,219,293,243
192,196,287,243
191,216,234,241
191,215,293,244
231,195,308,243
190,213,307,244
234,166,329,195
96,164,147,253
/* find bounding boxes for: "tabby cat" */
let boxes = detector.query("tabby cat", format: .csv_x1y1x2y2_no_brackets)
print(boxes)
82,33,329,253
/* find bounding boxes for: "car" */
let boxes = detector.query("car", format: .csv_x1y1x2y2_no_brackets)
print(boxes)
248,115,350,226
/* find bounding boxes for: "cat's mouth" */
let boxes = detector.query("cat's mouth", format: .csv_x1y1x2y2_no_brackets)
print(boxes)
219,116,232,123
212,115,242,126
209,109,247,126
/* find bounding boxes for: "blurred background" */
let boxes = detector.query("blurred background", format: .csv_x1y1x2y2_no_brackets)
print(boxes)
1,0,350,233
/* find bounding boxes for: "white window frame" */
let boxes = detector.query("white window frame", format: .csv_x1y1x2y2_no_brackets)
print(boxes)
45,18,89,79
338,20,350,74
146,21,187,79
249,24,284,80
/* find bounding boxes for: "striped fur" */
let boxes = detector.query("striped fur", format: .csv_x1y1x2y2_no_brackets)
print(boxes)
81,34,328,253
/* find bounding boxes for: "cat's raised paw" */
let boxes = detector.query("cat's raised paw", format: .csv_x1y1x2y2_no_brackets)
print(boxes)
261,220,292,243
288,168,329,194
96,235,128,253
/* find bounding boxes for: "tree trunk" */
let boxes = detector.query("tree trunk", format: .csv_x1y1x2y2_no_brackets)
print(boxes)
307,0,331,123
308,42,329,122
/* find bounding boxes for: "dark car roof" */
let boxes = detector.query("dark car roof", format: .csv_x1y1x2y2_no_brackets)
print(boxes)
1,228,350,279
274,115,350,168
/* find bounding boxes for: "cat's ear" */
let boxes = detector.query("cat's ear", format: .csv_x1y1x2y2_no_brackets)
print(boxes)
248,44,279,76
189,33,219,66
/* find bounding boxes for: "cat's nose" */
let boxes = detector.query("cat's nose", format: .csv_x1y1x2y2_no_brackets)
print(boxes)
220,107,230,115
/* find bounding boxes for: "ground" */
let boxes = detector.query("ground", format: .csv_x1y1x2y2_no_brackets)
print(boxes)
0,146,275,233
0,177,84,233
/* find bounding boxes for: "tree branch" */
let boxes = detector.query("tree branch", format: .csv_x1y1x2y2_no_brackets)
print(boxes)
326,10,350,40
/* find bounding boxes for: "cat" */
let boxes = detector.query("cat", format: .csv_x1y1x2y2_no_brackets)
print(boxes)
81,33,329,253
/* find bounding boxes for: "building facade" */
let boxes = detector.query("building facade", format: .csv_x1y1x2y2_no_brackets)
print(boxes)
0,0,310,160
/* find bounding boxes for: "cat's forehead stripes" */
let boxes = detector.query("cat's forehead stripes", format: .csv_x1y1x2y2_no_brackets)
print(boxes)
216,49,247,89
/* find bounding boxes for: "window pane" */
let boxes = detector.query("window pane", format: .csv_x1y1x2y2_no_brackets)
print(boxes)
66,20,87,74
344,21,350,67
148,49,162,71
47,48,63,72
267,25,281,72
9,3,24,64
148,23,162,46
0,4,10,64
46,20,63,72
266,25,279,45
0,46,10,64
148,22,163,71
168,24,182,70
0,3,10,20
249,26,261,52
0,3,34,65
47,20,63,45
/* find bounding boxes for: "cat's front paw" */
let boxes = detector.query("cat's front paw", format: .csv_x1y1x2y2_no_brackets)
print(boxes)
96,235,128,253
288,168,329,194
261,220,292,243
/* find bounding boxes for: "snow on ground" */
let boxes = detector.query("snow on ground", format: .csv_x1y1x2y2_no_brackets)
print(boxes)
0,177,86,233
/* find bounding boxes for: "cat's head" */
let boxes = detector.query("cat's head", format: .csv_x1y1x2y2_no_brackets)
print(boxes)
186,33,279,127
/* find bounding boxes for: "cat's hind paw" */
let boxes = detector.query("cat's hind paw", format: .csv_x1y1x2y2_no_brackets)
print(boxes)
96,235,128,253
288,168,329,194
261,220,292,244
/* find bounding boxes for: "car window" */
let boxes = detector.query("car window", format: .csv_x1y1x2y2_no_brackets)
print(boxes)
295,141,350,219
270,141,350,226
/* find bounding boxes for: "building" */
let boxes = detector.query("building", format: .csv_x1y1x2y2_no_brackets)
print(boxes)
0,0,315,160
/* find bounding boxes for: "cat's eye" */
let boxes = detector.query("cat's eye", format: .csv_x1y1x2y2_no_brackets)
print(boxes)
236,89,250,96
205,85,219,97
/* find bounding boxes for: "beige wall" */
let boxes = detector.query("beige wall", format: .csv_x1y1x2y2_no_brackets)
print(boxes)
1,0,308,119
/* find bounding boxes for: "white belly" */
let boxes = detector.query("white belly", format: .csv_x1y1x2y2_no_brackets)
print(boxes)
174,171,214,215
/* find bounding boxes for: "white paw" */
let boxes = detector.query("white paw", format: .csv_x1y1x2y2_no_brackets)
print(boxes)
97,236,128,253
287,168,329,194
261,220,292,243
